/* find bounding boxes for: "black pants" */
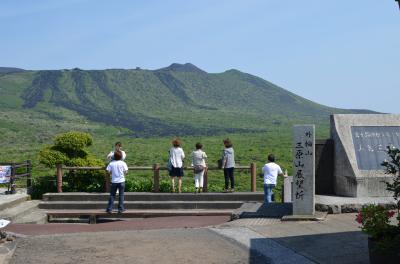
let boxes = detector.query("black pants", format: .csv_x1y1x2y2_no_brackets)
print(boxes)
224,167,234,189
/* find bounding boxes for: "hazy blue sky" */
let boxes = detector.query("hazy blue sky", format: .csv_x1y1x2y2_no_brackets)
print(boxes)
1,0,399,113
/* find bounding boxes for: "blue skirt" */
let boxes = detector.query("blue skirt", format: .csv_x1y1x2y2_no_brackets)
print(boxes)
169,166,184,177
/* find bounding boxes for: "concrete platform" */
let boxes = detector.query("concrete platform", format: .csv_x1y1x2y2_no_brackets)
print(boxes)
40,192,264,223
233,194,397,220
219,213,371,264
233,202,293,219
0,188,29,211
1,200,40,221
7,213,373,264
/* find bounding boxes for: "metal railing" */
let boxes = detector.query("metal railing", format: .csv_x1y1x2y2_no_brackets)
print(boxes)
56,163,257,193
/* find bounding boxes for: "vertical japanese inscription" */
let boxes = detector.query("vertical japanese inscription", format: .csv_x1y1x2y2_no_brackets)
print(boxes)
293,125,315,215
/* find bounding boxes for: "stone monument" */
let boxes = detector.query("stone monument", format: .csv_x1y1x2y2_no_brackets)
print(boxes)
292,125,315,216
331,114,400,197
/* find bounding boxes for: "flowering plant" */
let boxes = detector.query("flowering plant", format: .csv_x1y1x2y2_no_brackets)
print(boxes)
356,205,399,252
355,145,400,254
382,146,400,215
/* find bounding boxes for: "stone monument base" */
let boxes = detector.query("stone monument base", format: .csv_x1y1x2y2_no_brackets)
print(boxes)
315,194,396,214
281,211,327,221
334,175,393,198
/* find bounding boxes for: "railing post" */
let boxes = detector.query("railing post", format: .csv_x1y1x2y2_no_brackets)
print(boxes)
203,167,208,192
9,163,16,194
153,163,160,192
250,163,256,192
26,160,32,195
104,170,110,193
56,164,63,193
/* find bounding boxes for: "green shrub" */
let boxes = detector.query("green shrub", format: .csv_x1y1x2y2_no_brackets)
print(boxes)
39,148,67,167
159,180,172,192
35,131,104,195
54,131,93,155
125,178,153,192
31,175,57,199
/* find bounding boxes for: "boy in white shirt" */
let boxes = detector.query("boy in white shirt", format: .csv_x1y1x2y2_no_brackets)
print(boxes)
106,151,128,213
262,154,283,204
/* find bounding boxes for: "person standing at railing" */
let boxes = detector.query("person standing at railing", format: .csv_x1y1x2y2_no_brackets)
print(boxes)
221,138,235,193
107,142,126,161
262,154,283,204
191,142,207,194
168,138,185,193
105,151,128,213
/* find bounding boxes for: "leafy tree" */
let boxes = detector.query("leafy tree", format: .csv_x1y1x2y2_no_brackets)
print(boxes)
39,131,105,192
382,146,400,214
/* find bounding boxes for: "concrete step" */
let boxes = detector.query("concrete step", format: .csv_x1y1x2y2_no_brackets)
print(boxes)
46,209,234,223
0,200,40,221
0,193,30,211
13,209,47,224
39,201,243,210
42,192,264,202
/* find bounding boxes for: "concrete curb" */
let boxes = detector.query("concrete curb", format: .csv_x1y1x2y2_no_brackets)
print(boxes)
209,227,315,264
0,240,17,264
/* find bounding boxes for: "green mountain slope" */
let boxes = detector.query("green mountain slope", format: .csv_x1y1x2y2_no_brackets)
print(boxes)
0,63,374,139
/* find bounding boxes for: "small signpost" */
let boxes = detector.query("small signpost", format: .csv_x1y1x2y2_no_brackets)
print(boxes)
0,166,12,184
0,161,32,194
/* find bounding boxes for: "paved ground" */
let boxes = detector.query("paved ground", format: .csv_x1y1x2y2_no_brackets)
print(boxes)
10,228,268,264
0,190,393,263
4,213,374,264
220,213,369,264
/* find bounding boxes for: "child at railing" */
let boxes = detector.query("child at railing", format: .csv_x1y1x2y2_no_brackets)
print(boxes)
107,142,126,161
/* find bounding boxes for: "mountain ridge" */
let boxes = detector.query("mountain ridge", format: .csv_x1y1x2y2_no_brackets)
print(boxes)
0,63,376,138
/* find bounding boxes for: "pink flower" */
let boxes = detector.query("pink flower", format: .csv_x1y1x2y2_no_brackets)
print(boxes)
386,211,395,218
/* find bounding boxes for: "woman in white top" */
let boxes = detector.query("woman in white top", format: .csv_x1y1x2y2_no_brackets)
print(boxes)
168,138,185,193
191,142,207,193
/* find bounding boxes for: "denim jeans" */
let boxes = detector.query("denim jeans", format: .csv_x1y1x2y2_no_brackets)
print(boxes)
264,184,276,204
224,167,235,189
106,182,125,212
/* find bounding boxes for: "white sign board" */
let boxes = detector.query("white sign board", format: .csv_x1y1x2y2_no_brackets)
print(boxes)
0,166,12,184
0,219,11,228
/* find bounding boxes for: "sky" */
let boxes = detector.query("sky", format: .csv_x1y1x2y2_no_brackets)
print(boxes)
1,0,399,113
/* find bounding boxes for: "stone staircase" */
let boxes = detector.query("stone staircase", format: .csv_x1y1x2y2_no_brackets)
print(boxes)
40,192,264,223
